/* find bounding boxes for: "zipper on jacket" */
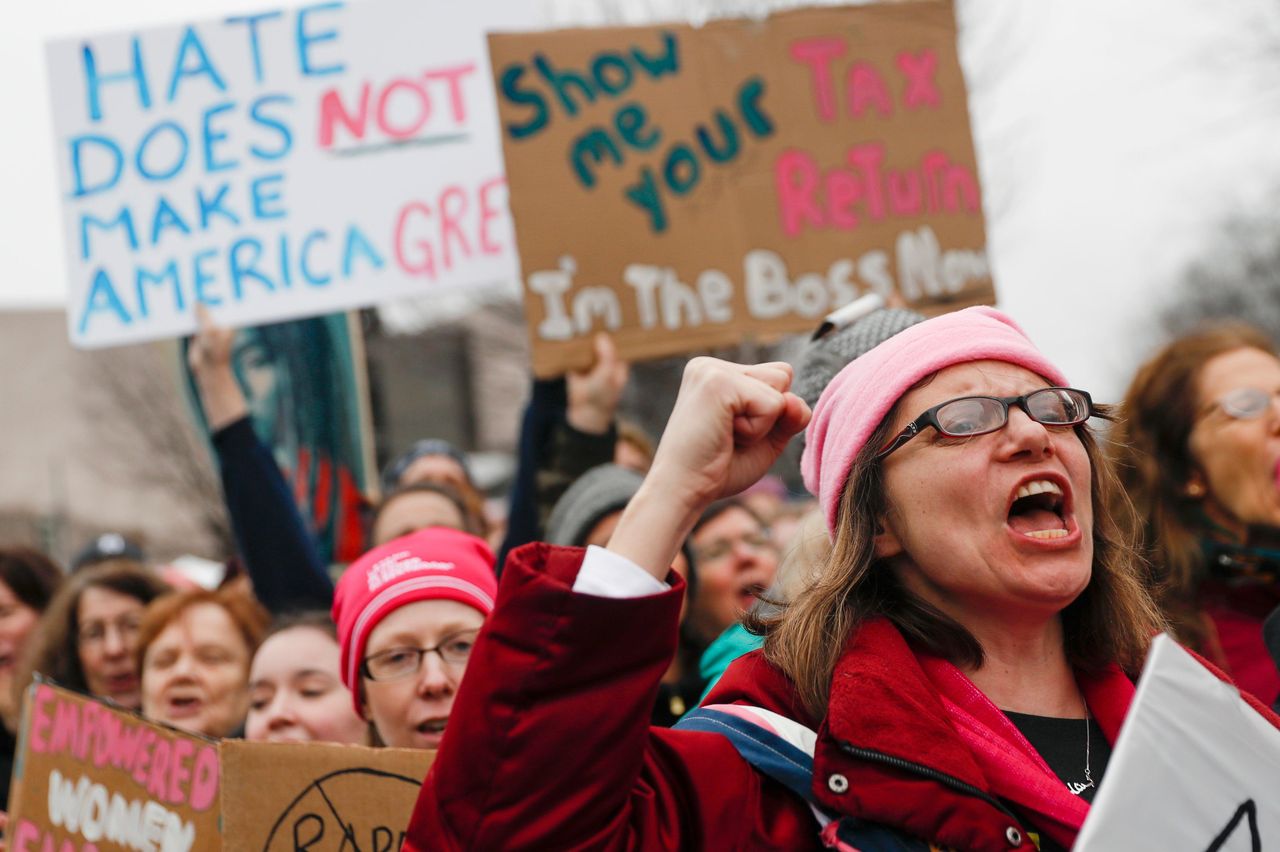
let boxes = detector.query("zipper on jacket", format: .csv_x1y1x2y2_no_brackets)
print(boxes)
834,739,1026,830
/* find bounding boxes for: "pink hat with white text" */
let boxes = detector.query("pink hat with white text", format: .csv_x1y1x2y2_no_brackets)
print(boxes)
332,527,496,717
800,306,1070,535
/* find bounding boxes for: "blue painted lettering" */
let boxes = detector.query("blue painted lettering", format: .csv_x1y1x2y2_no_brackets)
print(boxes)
300,231,331,285
192,248,221,304
135,121,189,182
229,237,275,300
70,134,125,198
296,2,346,77
197,183,241,229
134,260,183,318
82,38,150,122
224,11,283,83
79,207,138,259
150,195,192,244
201,101,238,172
78,269,131,335
250,173,287,220
342,226,384,276
167,27,228,103
249,95,294,160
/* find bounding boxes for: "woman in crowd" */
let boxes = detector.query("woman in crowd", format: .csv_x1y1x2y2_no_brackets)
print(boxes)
0,548,62,805
331,527,497,748
138,587,269,738
19,561,167,712
686,498,779,647
246,613,367,744
370,482,487,548
1113,323,1280,705
405,307,1280,851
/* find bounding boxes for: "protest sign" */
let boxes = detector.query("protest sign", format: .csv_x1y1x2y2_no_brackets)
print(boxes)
181,311,375,565
489,0,994,376
219,740,433,851
1075,635,1280,850
47,0,538,349
7,680,221,852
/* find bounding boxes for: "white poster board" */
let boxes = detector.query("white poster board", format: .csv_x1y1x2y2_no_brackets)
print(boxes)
46,0,537,348
1076,634,1280,850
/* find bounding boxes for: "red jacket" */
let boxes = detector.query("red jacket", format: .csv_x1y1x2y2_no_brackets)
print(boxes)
404,544,1277,850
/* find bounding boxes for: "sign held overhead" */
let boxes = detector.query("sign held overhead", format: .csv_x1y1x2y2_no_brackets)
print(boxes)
489,0,994,377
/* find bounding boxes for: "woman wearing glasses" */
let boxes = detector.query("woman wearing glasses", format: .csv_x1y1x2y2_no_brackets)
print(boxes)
331,527,496,749
1114,324,1280,706
405,307,1280,851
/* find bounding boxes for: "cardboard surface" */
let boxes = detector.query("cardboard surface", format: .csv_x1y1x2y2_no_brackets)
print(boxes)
46,0,538,348
219,740,433,851
7,680,222,851
490,0,993,376
1076,635,1280,850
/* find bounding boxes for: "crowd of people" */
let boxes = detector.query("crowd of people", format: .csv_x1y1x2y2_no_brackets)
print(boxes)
2,299,1279,849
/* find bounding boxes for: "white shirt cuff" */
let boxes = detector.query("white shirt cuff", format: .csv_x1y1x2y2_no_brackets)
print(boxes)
572,545,670,598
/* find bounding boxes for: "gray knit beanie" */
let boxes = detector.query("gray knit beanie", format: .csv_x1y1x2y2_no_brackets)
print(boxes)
792,305,926,411
546,464,646,547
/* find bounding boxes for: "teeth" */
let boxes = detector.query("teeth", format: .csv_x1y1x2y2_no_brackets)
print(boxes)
1015,480,1063,500
1025,529,1069,540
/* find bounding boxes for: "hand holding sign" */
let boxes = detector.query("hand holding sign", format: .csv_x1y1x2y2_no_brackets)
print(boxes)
566,333,630,435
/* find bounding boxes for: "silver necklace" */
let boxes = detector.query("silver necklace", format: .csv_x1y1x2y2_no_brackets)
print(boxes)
1080,703,1095,793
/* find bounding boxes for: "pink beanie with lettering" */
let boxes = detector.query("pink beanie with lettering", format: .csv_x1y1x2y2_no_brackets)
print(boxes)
332,527,497,716
800,306,1069,535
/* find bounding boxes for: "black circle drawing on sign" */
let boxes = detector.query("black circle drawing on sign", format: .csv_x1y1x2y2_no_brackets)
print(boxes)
262,767,422,852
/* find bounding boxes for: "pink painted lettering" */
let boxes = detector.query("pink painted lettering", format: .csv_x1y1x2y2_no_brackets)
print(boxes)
788,37,846,122
168,736,195,804
27,685,55,754
897,50,940,109
189,744,220,811
846,63,893,118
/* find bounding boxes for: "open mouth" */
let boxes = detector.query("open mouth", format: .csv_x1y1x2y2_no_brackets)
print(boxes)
737,583,766,610
166,695,204,718
416,718,447,736
1007,479,1069,540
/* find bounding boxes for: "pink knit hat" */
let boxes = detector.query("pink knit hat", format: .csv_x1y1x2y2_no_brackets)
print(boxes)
800,306,1070,534
332,527,497,717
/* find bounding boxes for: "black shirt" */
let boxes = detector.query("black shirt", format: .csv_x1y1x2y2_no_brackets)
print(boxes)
1004,710,1111,804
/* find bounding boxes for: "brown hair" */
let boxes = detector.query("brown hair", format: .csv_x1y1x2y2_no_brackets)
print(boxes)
136,587,271,673
1111,323,1277,647
751,399,1164,720
370,481,486,545
615,418,655,471
16,560,168,710
0,548,63,613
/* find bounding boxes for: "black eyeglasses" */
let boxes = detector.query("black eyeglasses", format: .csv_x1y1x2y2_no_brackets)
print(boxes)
877,388,1095,459
360,629,480,681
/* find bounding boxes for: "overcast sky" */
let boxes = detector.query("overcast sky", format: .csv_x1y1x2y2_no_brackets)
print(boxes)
5,0,1280,400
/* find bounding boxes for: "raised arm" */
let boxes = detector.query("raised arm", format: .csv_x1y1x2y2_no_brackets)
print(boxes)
188,309,334,611
406,357,810,850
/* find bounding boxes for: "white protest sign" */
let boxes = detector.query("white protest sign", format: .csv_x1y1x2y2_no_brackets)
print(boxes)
46,0,537,348
1076,634,1280,851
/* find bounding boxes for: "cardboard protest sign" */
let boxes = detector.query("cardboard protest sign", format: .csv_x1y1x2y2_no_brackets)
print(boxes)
1075,635,1280,850
47,0,538,349
489,0,993,376
219,740,433,851
7,680,221,851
